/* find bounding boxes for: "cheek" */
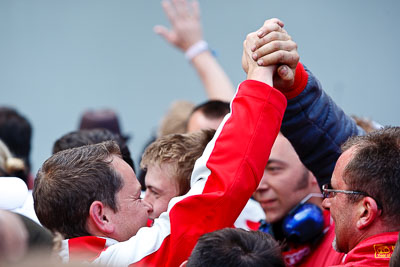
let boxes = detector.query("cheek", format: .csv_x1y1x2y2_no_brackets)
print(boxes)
253,190,262,200
127,201,145,215
158,197,171,210
329,199,345,224
330,199,340,214
144,193,155,205
271,183,287,199
150,196,168,212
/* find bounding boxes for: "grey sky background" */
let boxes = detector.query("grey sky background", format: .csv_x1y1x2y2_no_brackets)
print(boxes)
1,0,399,174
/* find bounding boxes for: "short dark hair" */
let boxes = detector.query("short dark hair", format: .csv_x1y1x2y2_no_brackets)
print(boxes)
341,126,400,224
52,128,135,172
190,100,230,120
0,107,32,183
33,141,123,238
187,228,285,267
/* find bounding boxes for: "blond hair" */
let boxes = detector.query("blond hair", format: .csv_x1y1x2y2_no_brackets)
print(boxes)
158,100,195,137
141,129,215,195
0,139,25,176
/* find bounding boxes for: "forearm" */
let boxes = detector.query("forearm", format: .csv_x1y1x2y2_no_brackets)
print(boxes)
281,64,364,186
190,50,235,102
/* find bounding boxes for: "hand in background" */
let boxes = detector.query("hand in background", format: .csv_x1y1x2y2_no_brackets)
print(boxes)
154,0,202,52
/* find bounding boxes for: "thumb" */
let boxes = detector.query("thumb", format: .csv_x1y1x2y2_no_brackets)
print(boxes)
277,65,294,81
153,25,176,44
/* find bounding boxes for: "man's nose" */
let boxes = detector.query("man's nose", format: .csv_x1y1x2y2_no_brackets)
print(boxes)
256,179,270,191
143,189,153,203
143,198,153,213
322,198,331,210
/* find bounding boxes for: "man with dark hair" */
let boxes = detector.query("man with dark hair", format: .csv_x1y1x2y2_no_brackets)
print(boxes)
33,19,289,266
186,100,230,133
52,128,135,172
0,107,32,185
322,127,400,266
182,228,285,267
34,141,142,241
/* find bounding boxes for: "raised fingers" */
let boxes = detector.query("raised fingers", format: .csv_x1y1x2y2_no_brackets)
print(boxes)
245,32,260,54
242,32,260,71
251,31,291,56
191,0,200,20
162,0,177,24
256,18,285,39
257,48,300,68
173,0,191,18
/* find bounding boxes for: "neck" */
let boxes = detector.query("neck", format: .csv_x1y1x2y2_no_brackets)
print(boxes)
86,219,113,240
349,219,393,252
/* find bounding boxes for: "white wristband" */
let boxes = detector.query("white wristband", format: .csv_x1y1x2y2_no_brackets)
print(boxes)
185,40,209,61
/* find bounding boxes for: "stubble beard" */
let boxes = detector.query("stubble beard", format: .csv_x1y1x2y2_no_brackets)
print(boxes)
332,236,343,253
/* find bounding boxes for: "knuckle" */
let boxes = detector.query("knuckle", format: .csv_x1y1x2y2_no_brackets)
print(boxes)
269,31,280,41
277,51,285,61
272,41,281,50
264,32,278,43
290,40,298,50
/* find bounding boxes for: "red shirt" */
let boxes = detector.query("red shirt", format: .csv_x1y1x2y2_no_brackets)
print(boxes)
331,231,398,267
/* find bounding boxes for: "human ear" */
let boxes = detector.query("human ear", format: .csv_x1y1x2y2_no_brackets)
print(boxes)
356,197,380,230
89,201,115,234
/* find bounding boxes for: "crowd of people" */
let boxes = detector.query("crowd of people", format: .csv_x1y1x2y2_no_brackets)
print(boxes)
1,0,399,266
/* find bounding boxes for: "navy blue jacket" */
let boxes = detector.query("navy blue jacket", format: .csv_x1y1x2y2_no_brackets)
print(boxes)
281,64,364,187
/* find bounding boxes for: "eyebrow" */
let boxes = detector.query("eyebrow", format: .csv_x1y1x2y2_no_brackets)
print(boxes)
267,159,286,165
265,159,288,169
147,185,163,193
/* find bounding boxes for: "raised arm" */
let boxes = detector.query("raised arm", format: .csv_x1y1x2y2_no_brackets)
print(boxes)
154,0,234,101
94,20,287,267
252,20,364,186
279,64,364,186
